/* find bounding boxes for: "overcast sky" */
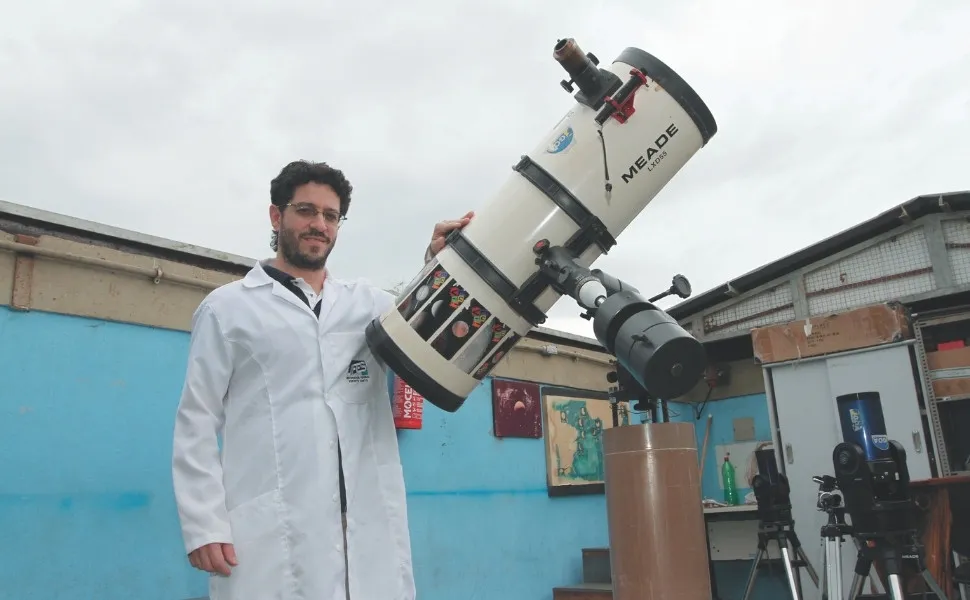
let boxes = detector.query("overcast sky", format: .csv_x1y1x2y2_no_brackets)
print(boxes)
2,0,968,337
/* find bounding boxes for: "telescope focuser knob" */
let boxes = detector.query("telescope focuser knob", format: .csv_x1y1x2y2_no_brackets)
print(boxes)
533,239,552,266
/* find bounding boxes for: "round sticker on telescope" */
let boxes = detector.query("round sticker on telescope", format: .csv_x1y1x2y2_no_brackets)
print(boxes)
546,126,574,154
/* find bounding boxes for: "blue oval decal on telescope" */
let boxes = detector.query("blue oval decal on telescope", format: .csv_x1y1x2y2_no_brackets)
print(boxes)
546,127,574,154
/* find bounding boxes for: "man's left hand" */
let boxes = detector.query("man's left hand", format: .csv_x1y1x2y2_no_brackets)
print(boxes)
426,211,474,261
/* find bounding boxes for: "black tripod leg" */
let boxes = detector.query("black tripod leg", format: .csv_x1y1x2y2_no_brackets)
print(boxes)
911,539,949,599
878,545,908,600
918,570,948,600
847,550,871,600
741,548,766,600
883,536,949,599
909,541,949,599
788,529,820,587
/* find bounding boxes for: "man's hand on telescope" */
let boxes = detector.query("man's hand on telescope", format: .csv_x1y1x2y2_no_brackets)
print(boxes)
425,210,475,263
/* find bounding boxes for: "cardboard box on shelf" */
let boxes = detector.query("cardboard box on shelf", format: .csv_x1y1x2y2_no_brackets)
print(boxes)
930,376,970,398
751,302,912,364
926,344,970,398
927,346,970,371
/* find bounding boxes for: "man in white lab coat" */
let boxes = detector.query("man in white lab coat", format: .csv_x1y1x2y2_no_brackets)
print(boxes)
171,160,473,600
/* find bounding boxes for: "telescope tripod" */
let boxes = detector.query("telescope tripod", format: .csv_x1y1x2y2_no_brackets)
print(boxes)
817,504,860,599
741,518,820,600
834,531,948,600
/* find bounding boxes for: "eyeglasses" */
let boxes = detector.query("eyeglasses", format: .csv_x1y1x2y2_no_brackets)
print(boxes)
286,203,347,228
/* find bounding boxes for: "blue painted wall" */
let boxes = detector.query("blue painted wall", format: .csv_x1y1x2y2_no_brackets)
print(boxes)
0,307,201,600
668,393,773,502
394,378,610,599
0,306,609,600
0,305,786,600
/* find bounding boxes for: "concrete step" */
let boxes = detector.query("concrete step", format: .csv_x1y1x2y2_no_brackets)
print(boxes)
581,547,611,584
552,582,612,600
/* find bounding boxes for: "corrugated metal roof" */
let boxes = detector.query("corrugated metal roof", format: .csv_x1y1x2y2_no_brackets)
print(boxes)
667,191,970,321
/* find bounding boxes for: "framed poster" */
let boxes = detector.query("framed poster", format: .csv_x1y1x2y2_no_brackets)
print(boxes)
541,386,629,497
491,378,542,438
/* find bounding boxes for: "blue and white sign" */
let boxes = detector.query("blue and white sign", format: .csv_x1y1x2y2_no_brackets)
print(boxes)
546,126,574,154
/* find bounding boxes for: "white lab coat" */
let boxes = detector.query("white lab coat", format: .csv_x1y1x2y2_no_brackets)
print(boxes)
172,261,415,600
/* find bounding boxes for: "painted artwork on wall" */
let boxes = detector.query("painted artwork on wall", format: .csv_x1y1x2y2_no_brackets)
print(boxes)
492,378,542,438
541,387,629,496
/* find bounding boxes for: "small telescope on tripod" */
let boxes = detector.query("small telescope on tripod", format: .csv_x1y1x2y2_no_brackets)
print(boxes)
741,449,820,600
817,392,947,600
745,391,948,600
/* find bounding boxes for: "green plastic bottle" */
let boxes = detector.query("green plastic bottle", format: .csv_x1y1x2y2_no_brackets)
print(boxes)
722,453,739,505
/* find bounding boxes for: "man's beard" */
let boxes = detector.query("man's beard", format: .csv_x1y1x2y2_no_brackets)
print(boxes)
278,226,333,270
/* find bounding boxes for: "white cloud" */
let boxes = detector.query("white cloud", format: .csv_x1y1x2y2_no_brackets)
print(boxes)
2,0,968,339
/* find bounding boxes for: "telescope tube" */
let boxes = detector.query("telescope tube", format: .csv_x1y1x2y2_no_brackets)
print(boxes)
366,40,717,412
836,391,891,461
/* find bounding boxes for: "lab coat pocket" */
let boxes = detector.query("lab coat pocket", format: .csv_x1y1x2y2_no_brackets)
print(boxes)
210,489,287,600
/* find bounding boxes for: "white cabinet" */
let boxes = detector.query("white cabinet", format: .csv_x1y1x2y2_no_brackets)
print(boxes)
763,342,932,598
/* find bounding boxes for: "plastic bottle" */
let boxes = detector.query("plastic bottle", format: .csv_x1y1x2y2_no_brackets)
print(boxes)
722,453,739,505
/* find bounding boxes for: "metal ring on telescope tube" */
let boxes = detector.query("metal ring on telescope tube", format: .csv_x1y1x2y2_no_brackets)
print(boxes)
506,156,619,314
512,155,617,255
445,230,548,326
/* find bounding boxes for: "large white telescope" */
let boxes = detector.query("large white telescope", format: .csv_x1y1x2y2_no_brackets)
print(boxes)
366,38,718,412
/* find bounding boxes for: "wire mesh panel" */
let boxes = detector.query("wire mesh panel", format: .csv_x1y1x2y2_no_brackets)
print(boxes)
702,283,795,335
803,227,934,315
942,218,970,287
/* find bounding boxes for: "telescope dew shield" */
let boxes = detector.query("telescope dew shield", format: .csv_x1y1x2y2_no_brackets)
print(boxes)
366,39,718,412
755,448,780,485
836,391,891,462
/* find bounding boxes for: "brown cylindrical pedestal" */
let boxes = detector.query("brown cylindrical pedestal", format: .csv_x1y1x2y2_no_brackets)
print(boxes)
603,422,711,600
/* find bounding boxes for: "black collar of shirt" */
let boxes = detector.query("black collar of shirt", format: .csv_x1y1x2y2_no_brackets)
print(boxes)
261,261,321,315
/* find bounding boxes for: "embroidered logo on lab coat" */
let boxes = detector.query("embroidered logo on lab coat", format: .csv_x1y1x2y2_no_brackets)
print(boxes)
346,359,370,383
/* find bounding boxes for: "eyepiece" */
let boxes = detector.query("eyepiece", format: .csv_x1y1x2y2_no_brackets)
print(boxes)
552,37,618,108
554,38,592,75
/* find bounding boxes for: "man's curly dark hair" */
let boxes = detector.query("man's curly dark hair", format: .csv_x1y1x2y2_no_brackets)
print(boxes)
269,160,353,251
